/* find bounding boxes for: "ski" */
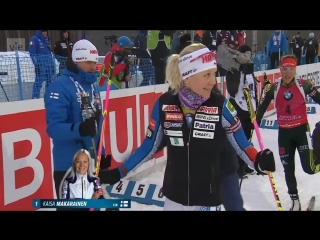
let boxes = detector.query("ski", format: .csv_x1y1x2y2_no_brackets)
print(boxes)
306,196,315,211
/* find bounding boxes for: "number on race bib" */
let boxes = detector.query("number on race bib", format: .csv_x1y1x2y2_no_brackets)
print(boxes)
151,185,165,201
111,180,129,195
266,120,274,126
131,183,149,198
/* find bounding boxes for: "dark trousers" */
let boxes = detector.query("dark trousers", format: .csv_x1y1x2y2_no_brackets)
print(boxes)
293,52,302,65
270,52,281,69
221,172,245,210
306,52,315,64
278,124,319,195
150,41,170,84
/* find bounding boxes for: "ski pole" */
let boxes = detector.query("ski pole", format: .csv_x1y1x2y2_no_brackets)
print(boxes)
95,78,112,177
243,86,283,211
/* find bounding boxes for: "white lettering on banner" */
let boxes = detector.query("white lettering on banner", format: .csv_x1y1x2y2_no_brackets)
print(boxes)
197,106,218,114
194,121,215,130
164,130,183,137
193,130,214,139
164,122,183,128
162,105,180,112
109,109,133,162
195,114,219,122
2,129,44,205
131,183,150,198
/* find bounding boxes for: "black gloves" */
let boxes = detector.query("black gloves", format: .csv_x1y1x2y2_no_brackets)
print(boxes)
98,168,121,185
100,155,112,170
79,117,97,136
79,110,102,137
254,149,276,175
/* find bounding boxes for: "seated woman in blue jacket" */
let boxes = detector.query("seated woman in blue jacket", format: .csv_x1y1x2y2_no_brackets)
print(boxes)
98,43,276,211
61,149,103,211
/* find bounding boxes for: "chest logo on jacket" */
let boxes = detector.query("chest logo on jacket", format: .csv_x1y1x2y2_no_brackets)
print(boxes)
197,106,218,114
162,105,180,111
194,121,215,131
165,113,183,121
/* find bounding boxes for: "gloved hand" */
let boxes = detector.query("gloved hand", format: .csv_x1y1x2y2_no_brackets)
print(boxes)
98,168,121,185
79,117,97,137
303,80,314,94
100,155,112,170
254,149,276,175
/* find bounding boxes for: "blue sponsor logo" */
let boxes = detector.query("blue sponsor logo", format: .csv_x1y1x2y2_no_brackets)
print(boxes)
164,122,183,128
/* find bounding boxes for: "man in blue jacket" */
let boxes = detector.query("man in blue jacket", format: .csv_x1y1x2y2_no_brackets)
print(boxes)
267,30,287,69
44,39,111,203
29,30,55,99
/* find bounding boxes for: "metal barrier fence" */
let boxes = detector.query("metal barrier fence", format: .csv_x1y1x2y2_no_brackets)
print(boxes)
0,52,155,102
0,51,316,103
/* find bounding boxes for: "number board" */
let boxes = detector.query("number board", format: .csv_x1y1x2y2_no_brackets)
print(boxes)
306,106,316,114
307,97,316,104
260,119,278,129
106,180,165,207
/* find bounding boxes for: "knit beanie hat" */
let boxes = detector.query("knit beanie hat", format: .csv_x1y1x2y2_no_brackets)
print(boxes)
72,39,98,62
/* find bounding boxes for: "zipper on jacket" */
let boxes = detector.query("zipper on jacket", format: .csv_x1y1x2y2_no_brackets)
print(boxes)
187,107,200,206
81,177,83,199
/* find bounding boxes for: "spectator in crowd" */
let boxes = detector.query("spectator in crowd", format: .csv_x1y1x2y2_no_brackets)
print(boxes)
289,32,304,65
303,32,318,64
134,30,154,87
267,30,287,69
29,30,55,99
175,33,192,54
218,30,238,50
98,36,134,90
54,30,74,75
237,30,246,48
171,31,183,54
147,30,176,84
54,30,73,57
194,30,203,43
202,30,219,51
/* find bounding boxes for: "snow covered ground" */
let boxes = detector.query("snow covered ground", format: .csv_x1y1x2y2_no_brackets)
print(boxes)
121,104,320,211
